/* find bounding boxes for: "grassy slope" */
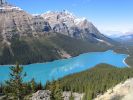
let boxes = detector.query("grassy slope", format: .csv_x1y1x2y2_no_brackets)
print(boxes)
0,33,111,65
53,64,133,100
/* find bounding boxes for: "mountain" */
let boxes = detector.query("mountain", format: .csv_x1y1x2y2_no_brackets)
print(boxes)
114,33,133,45
0,3,112,45
0,1,114,64
102,31,125,38
40,10,113,44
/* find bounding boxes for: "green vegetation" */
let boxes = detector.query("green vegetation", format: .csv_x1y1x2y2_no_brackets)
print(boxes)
48,33,110,56
0,33,111,65
45,80,62,100
114,45,133,66
1,64,43,100
69,92,74,100
1,33,133,67
1,63,133,100
0,63,63,100
3,63,26,100
48,64,133,100
30,79,36,93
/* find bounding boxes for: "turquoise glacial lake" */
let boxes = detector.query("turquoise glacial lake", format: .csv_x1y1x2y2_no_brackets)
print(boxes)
0,50,128,84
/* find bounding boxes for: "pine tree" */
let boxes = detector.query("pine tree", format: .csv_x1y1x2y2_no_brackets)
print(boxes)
4,63,26,100
0,83,3,93
69,92,74,100
45,80,51,90
37,82,43,90
50,80,62,100
30,78,36,93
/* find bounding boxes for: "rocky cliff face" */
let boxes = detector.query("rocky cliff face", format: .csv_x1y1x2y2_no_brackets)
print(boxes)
41,11,112,43
32,16,51,33
0,4,36,45
0,1,115,64
0,2,113,46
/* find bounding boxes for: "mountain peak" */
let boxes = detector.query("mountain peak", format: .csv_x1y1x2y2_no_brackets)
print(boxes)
0,4,23,12
0,0,23,12
0,1,113,47
41,10,88,26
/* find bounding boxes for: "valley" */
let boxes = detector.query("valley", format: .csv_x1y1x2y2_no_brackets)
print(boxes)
0,33,112,65
0,2,116,65
0,0,133,100
0,50,128,84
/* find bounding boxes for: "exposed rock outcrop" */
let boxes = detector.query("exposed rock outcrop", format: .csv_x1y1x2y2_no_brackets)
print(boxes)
0,0,115,65
32,90,51,100
41,10,112,44
0,1,113,46
94,78,133,100
63,91,84,100
32,90,84,100
0,3,36,42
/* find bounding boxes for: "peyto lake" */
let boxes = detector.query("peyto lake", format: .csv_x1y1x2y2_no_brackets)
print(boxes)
0,50,128,84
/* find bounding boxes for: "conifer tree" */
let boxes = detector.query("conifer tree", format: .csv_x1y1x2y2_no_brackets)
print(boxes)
0,83,3,93
69,92,74,100
44,80,51,90
4,63,26,100
50,80,62,100
37,82,43,90
30,78,36,93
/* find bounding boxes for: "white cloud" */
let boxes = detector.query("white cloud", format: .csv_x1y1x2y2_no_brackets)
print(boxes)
95,23,133,35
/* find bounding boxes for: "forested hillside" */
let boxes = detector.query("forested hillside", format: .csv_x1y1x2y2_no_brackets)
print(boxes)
46,64,133,100
0,33,111,65
1,64,133,100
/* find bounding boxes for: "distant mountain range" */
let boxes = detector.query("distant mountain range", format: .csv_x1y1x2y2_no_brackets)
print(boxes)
111,32,133,45
0,2,115,64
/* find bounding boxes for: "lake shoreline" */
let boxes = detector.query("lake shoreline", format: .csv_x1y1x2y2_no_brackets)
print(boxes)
0,50,129,67
123,55,130,68
0,50,129,84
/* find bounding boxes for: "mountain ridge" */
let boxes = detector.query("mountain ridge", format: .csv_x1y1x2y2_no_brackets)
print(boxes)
0,2,113,45
0,1,115,64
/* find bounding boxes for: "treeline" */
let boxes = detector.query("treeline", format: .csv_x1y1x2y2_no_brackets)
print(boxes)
46,64,133,100
0,64,43,100
0,63,63,100
1,63,133,100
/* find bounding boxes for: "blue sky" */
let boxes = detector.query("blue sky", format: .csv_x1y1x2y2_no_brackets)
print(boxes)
8,0,133,34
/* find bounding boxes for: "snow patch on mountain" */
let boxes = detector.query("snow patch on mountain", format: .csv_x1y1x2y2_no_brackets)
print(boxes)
41,10,87,25
95,38,112,46
0,5,23,11
0,1,114,47
74,17,86,25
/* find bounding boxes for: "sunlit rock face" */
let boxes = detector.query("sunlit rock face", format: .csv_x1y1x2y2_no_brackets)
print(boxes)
41,10,107,42
32,90,84,100
0,4,35,44
0,1,113,46
94,78,133,100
